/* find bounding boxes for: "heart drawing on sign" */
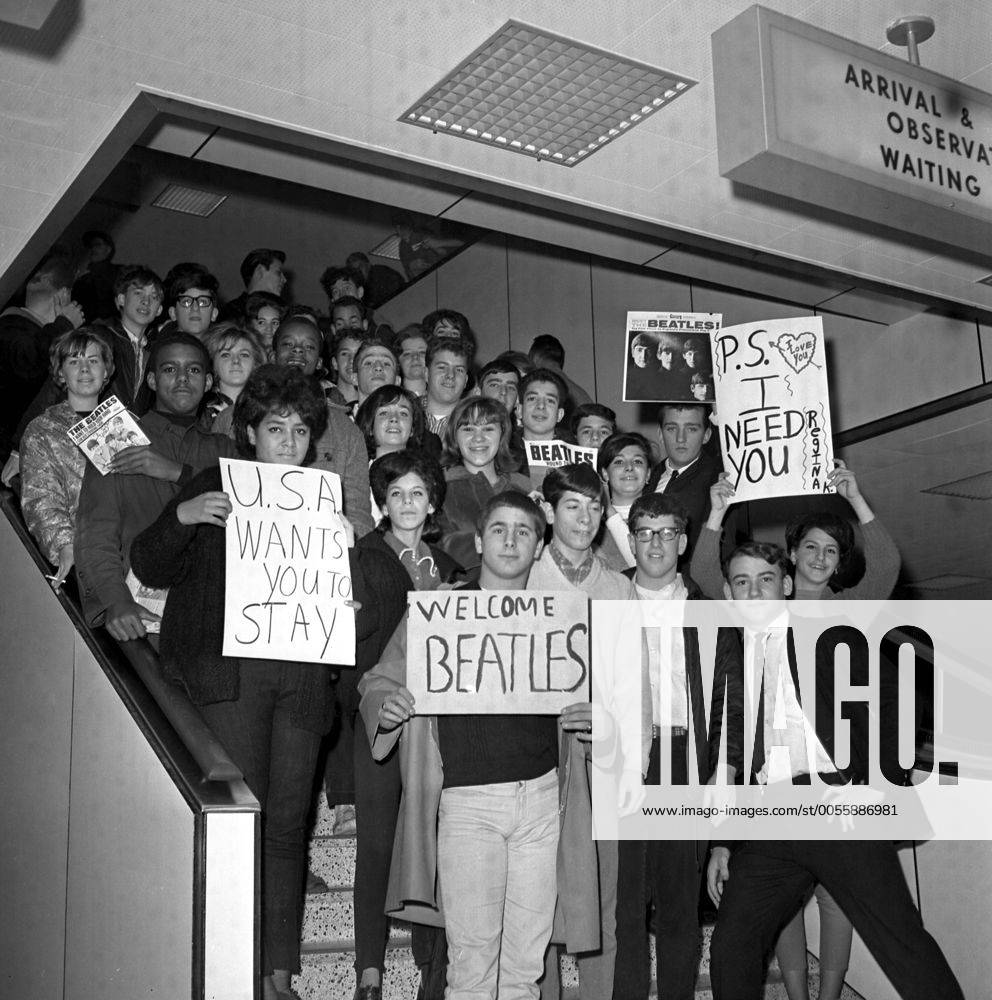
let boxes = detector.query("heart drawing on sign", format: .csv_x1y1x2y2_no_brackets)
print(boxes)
774,331,817,374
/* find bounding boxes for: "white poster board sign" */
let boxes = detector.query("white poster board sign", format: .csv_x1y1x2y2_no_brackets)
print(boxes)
406,590,590,714
221,458,355,664
711,317,835,502
525,440,597,469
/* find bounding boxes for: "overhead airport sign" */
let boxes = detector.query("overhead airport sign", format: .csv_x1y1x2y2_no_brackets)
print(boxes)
712,6,992,254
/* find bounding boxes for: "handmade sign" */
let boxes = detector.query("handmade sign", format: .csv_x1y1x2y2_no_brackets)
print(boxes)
406,590,590,714
711,317,834,502
220,458,355,664
525,440,597,469
622,311,721,403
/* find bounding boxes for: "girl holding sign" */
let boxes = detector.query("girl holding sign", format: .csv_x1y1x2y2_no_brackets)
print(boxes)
436,396,530,570
130,365,376,1000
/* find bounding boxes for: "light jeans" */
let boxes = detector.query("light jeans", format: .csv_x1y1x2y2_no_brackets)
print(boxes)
437,769,560,1000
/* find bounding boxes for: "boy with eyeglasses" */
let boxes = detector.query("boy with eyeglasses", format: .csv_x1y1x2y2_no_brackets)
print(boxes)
612,492,733,1000
165,264,220,339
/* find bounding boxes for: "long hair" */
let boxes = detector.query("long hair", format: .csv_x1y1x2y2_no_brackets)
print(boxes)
440,396,514,473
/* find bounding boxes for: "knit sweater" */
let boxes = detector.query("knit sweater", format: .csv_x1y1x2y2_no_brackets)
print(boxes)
20,400,89,564
689,518,901,602
436,465,531,570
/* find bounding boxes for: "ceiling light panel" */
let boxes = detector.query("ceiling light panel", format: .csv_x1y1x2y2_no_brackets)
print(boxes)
400,21,695,167
152,183,227,217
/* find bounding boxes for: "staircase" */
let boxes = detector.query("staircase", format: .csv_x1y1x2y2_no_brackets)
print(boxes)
294,795,864,1000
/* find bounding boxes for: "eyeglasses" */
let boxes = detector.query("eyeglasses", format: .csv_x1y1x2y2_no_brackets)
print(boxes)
175,295,215,310
632,526,682,543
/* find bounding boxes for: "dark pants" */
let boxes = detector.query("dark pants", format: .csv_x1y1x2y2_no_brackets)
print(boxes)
709,840,964,1000
352,709,401,976
614,732,701,1000
200,662,323,975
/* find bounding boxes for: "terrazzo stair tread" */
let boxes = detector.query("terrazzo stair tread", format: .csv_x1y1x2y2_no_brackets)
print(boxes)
308,832,359,889
302,887,412,948
295,948,421,1000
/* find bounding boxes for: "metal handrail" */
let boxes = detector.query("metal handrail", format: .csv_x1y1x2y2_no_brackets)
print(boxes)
0,489,249,796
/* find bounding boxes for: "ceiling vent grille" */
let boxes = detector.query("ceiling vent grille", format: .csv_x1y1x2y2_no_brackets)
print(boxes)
152,184,227,217
400,20,695,167
369,234,402,260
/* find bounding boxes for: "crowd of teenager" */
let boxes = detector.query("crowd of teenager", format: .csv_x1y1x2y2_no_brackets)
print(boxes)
0,241,963,1000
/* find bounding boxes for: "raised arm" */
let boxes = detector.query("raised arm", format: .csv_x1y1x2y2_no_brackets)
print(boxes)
689,474,736,601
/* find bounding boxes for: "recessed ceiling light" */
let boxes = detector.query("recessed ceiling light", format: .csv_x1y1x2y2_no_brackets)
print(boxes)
400,19,695,167
151,184,226,217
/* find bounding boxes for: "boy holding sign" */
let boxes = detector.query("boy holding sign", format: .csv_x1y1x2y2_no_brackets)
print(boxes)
358,492,602,1000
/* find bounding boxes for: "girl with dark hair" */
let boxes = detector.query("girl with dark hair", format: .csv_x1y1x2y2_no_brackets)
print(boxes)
596,431,654,571
354,384,426,460
348,450,462,1000
129,365,403,1000
690,460,900,1000
436,396,530,570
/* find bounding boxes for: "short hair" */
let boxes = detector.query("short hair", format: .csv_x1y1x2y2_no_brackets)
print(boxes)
82,230,115,254
657,402,711,426
441,396,515,473
478,358,521,384
239,249,285,288
784,512,856,567
542,462,604,508
346,251,370,269
630,331,656,349
570,402,616,438
203,323,268,369
397,323,427,345
331,325,366,355
689,372,710,387
165,262,219,306
723,540,792,582
50,326,115,383
596,431,653,477
232,364,328,464
495,350,534,377
355,384,427,457
519,368,568,408
422,308,469,338
286,303,321,325
426,333,473,367
113,264,163,300
369,449,446,517
331,295,368,321
272,317,322,352
146,330,210,374
354,336,397,370
476,491,546,536
244,291,286,323
320,265,364,299
683,337,706,353
29,254,75,293
529,334,565,368
628,493,689,534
